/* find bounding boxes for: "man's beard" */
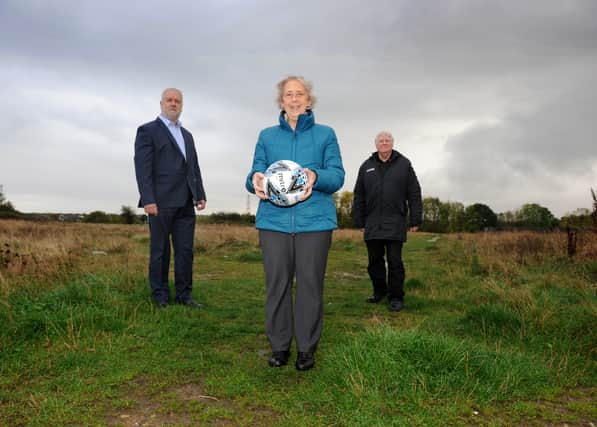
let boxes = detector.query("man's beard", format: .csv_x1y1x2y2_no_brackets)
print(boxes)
164,110,181,122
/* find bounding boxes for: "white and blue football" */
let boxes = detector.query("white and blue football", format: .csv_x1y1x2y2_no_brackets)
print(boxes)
264,160,309,207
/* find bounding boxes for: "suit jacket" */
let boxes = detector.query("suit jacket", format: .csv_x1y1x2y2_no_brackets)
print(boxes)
134,117,206,208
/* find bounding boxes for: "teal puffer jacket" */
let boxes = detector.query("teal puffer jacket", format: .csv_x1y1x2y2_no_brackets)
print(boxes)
246,111,345,233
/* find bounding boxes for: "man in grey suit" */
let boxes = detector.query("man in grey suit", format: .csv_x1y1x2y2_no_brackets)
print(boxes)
134,88,207,308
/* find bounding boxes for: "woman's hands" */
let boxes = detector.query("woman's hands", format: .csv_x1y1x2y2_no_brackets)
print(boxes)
252,172,268,200
253,168,316,202
300,168,316,201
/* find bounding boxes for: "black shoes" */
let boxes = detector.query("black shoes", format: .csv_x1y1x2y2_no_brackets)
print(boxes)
175,299,204,309
366,294,386,303
156,301,168,308
268,351,290,367
268,351,315,370
367,295,403,311
295,352,315,371
388,299,403,312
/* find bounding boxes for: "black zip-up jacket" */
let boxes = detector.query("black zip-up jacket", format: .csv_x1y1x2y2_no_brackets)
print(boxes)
352,150,422,241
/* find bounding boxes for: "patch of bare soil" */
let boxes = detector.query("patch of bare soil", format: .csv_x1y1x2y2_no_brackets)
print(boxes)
330,271,368,280
105,377,279,426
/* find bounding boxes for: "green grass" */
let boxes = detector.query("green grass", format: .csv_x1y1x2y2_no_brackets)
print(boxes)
0,228,595,426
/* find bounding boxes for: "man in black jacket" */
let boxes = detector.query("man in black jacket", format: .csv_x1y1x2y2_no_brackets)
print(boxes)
352,131,422,311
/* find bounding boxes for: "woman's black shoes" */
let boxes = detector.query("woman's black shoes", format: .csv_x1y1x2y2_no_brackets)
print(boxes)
269,351,315,370
268,351,290,367
295,352,315,371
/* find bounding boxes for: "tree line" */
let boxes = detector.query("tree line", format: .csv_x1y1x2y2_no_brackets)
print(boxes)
60,208,257,225
0,185,19,219
334,190,596,232
1,185,595,231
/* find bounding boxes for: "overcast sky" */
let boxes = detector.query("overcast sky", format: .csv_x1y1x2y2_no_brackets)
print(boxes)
1,0,596,217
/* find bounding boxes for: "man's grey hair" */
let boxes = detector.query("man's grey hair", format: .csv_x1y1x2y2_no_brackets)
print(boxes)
375,131,394,144
161,87,183,101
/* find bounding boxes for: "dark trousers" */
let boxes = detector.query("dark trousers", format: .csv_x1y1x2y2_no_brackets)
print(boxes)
259,230,332,353
365,239,405,301
148,198,196,304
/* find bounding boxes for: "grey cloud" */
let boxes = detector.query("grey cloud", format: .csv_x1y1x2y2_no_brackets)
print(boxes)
1,0,596,216
426,75,597,215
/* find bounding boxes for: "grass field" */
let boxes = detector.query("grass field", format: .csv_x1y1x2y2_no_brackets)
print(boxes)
0,220,595,426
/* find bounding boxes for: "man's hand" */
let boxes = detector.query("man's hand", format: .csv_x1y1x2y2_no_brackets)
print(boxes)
144,203,158,216
195,200,207,211
409,226,419,232
299,168,317,201
252,172,268,200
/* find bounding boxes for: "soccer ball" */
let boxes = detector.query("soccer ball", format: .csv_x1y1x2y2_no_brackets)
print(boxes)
264,160,309,207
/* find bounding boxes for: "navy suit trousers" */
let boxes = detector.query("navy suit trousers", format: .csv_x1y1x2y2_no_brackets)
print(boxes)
148,198,196,303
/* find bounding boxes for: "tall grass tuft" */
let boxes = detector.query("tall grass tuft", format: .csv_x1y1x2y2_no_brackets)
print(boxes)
321,324,555,424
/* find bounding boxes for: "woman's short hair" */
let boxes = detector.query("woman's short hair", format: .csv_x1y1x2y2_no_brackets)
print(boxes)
276,76,317,110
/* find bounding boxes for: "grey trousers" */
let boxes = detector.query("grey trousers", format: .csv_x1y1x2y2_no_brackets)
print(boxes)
259,230,332,353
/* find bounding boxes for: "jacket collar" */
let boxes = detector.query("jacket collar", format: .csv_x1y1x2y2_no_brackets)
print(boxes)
372,149,400,163
155,116,188,162
158,114,182,128
278,110,315,132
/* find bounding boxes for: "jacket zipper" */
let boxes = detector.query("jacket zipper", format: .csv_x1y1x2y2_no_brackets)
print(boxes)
291,129,297,233
379,165,384,231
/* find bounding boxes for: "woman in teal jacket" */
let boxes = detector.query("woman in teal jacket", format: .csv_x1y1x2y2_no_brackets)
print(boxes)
246,76,345,371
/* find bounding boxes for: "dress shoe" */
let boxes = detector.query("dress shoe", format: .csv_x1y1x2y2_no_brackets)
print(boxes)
366,294,386,303
175,299,204,309
156,301,168,308
268,351,290,367
295,352,315,371
388,298,403,312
